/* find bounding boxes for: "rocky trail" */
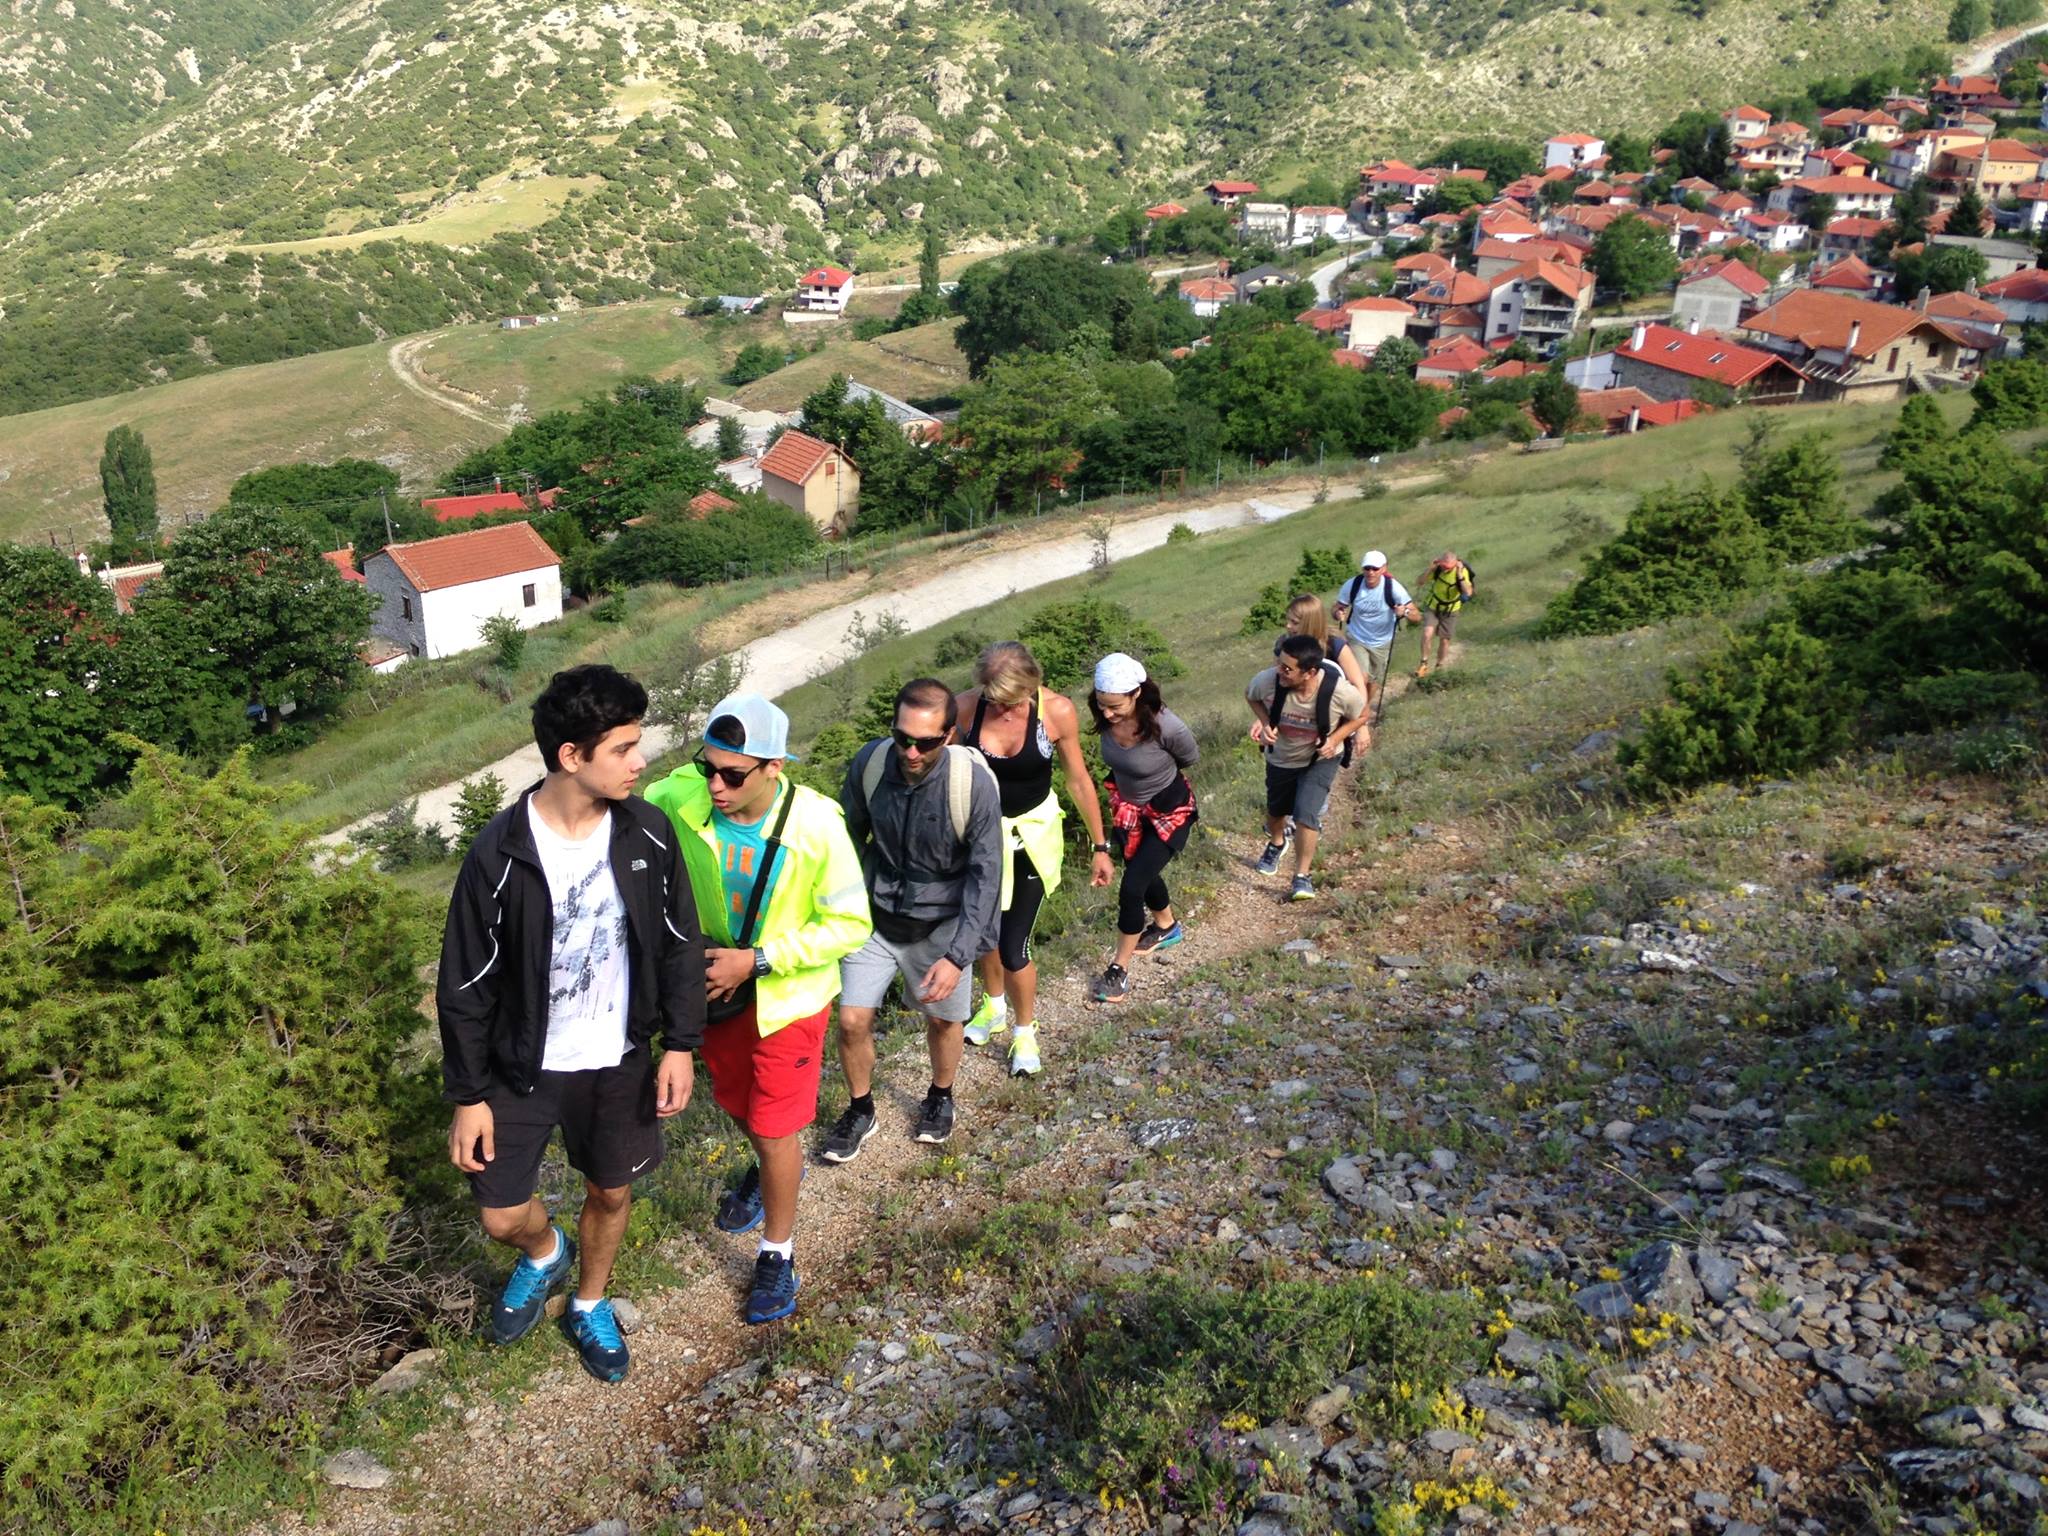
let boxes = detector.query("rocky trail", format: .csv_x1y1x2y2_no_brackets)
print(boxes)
287,671,2048,1536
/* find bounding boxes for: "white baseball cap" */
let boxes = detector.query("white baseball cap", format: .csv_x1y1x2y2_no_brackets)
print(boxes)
1360,550,1388,570
1093,652,1147,694
703,691,799,761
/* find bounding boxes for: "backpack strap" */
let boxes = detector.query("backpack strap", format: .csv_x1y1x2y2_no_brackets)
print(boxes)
1344,574,1365,610
944,745,993,841
859,738,888,809
732,782,796,947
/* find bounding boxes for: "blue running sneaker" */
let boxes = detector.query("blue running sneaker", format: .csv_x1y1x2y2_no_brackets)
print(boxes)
1136,921,1185,953
745,1251,800,1325
491,1226,575,1345
560,1298,631,1382
716,1163,764,1234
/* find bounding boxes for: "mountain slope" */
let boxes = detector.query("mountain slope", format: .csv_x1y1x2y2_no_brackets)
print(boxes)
0,0,1947,420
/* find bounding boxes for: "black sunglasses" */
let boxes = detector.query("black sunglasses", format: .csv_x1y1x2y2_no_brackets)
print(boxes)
693,750,765,789
892,728,948,753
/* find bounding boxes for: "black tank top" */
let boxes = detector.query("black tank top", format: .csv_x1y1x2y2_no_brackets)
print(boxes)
964,691,1055,818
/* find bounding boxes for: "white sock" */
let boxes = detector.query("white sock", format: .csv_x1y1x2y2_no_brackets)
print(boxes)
986,995,1007,1020
524,1228,563,1268
570,1293,602,1313
759,1237,794,1260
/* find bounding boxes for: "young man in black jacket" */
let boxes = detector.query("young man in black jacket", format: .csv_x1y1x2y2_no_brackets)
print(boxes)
437,665,705,1383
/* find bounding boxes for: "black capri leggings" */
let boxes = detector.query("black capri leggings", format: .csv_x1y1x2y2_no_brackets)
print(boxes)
1117,818,1193,935
997,848,1046,973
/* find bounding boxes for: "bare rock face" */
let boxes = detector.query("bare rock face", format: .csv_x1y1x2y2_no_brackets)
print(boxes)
321,1449,394,1490
928,58,972,117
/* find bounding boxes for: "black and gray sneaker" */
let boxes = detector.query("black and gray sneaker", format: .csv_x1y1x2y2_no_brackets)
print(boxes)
715,1162,764,1233
1254,842,1285,876
1093,963,1131,1003
913,1089,956,1145
818,1102,878,1164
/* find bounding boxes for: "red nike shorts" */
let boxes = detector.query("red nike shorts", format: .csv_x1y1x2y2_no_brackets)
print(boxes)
700,1002,831,1139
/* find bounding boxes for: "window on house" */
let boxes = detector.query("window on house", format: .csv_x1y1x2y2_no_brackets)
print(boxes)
401,595,412,621
410,643,421,658
523,583,536,607
1888,347,1900,370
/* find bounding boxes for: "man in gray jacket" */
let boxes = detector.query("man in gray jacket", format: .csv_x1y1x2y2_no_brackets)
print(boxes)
820,676,1001,1157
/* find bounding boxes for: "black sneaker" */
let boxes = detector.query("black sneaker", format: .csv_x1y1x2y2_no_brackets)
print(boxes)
1093,963,1131,1003
1136,921,1185,953
559,1298,630,1383
818,1102,878,1164
1254,842,1285,876
715,1163,763,1234
913,1090,956,1145
490,1226,576,1345
745,1251,800,1325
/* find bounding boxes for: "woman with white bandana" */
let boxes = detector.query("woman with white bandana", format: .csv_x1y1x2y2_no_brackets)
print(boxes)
1086,652,1201,1004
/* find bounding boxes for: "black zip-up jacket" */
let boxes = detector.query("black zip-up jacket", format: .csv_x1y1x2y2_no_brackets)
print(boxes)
436,784,706,1105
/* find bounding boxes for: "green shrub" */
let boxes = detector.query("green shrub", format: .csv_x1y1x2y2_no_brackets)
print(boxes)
1620,617,1855,792
1042,1273,1485,1512
930,628,992,668
1952,724,2040,777
1879,394,1948,469
1241,546,1356,636
1967,357,2048,432
1166,521,1198,544
0,751,441,1527
1539,482,1769,637
451,771,508,848
480,612,527,670
1018,597,1184,693
1895,669,2041,728
1741,430,1865,561
349,797,451,871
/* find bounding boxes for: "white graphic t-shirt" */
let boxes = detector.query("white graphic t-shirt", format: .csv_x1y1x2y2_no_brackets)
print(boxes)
526,800,631,1072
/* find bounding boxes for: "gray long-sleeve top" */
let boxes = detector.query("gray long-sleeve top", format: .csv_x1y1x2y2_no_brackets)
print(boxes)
840,740,1003,970
1098,707,1200,804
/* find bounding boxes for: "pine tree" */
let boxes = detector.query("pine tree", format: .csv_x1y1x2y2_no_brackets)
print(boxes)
919,222,942,300
452,772,507,848
99,425,158,562
1948,184,1988,238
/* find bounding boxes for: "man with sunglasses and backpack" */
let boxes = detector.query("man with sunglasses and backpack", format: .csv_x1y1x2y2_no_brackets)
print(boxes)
821,677,1001,1159
1331,549,1422,722
645,693,871,1325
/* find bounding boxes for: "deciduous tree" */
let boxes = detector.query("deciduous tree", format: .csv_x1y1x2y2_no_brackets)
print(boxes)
99,425,158,562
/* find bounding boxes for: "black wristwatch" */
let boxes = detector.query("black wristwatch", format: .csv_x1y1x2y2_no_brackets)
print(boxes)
1092,840,1112,854
750,947,772,979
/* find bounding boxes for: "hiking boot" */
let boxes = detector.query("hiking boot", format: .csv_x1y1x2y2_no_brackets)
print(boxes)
963,994,1008,1047
818,1102,878,1165
1254,842,1286,877
715,1163,764,1234
913,1089,956,1145
1008,1025,1042,1077
490,1225,575,1345
745,1251,800,1325
1093,963,1131,1004
559,1298,630,1383
1415,661,1433,679
1290,875,1316,902
1136,921,1185,953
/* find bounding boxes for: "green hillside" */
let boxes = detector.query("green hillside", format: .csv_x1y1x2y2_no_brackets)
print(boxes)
0,0,1949,419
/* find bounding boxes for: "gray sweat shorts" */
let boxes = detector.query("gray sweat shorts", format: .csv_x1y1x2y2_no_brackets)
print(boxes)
839,929,975,1022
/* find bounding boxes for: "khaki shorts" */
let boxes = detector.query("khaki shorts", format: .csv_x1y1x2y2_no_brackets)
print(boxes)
1358,642,1394,689
1424,607,1460,638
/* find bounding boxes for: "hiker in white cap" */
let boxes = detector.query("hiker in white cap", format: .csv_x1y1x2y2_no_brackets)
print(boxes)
644,692,872,1326
1331,550,1421,719
1087,653,1200,1004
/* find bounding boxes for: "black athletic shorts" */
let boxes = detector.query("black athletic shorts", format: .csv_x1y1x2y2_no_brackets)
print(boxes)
467,1049,665,1208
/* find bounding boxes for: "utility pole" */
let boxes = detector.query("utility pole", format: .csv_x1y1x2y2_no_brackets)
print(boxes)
379,489,395,546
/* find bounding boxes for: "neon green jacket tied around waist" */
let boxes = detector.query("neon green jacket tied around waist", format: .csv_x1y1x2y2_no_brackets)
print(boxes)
1001,790,1065,910
645,767,873,1038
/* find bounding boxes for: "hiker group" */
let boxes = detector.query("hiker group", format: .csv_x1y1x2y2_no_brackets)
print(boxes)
435,546,1472,1376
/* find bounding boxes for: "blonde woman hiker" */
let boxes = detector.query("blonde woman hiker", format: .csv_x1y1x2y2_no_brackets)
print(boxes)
1274,592,1368,700
955,643,1114,1074
1416,551,1474,679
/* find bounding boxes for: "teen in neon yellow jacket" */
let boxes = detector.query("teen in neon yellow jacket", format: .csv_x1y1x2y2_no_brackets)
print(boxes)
645,765,872,1035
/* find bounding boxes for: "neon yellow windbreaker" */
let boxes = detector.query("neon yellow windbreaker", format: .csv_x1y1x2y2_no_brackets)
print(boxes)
644,767,873,1037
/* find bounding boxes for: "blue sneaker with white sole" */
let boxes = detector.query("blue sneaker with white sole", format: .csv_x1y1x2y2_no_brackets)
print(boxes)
745,1251,800,1325
716,1163,764,1234
491,1225,575,1345
560,1298,631,1382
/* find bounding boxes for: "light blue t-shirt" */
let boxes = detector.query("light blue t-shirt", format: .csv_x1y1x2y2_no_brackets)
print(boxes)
711,785,786,945
1335,573,1412,651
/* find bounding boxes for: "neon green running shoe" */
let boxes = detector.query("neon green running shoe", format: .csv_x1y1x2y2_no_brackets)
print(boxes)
964,995,1008,1047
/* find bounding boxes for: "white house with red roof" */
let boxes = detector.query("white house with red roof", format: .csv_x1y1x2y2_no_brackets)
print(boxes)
1983,268,2048,328
1724,105,1771,141
1543,132,1604,171
1341,296,1417,355
1414,335,1494,381
1205,179,1260,206
1736,208,1806,252
1769,174,1896,222
1673,258,1771,332
1178,275,1238,318
759,429,860,531
1291,205,1351,243
796,265,855,314
1481,259,1594,355
1567,320,1805,403
364,520,563,662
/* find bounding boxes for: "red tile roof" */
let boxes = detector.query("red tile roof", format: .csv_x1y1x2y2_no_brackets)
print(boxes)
1923,290,2005,325
1811,255,1879,291
759,430,845,486
1727,104,1771,120
1491,258,1594,298
688,489,740,516
1984,139,2046,162
1824,216,1888,238
1293,204,1348,215
1787,174,1895,196
1416,336,1493,374
1207,180,1260,194
1985,269,2048,302
1413,271,1492,307
1342,296,1417,314
377,521,560,594
1682,258,1770,297
1179,276,1237,301
1481,359,1543,379
1297,307,1353,333
1331,349,1369,369
1617,322,1790,385
1577,386,1701,429
422,487,561,523
1547,132,1603,146
106,562,165,615
322,547,366,584
1741,291,1934,358
1145,201,1188,219
801,265,853,287
1392,252,1454,275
